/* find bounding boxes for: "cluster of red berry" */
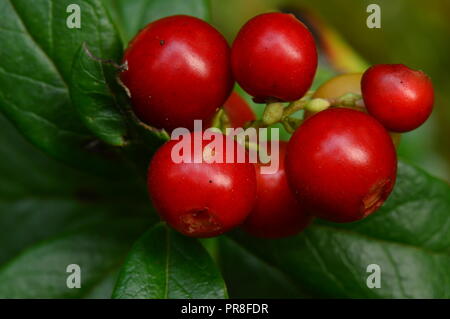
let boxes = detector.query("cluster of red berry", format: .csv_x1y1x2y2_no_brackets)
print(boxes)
120,13,434,238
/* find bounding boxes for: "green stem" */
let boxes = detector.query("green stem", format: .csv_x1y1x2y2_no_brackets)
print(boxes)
243,91,362,134
262,102,285,125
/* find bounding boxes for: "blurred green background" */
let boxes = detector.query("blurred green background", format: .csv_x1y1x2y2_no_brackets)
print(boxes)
210,0,450,182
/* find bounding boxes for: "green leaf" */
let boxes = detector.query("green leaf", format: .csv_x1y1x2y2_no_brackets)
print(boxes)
69,43,169,173
103,0,211,44
0,219,150,298
113,224,227,299
231,160,450,298
218,237,310,298
70,43,127,146
0,112,156,298
0,0,130,175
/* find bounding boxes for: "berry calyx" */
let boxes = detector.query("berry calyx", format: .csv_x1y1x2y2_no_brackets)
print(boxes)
243,141,312,238
121,15,234,132
147,131,257,237
286,108,397,223
231,13,318,103
361,64,434,132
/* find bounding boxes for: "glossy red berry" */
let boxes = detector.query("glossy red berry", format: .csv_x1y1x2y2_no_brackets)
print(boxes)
147,131,256,237
286,108,397,223
231,12,318,103
121,15,234,132
223,91,256,128
361,64,434,132
243,141,312,238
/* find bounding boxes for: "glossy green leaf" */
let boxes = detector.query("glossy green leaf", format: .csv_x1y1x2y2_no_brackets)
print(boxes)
0,112,156,298
103,0,211,44
231,160,450,298
0,219,150,298
113,224,227,299
70,43,169,174
70,43,127,146
0,0,131,175
218,237,310,298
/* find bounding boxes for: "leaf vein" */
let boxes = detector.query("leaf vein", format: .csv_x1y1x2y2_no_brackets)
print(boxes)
7,0,68,88
0,66,66,91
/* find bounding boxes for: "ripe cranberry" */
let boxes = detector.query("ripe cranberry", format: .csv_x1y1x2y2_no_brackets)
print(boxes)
286,108,397,223
121,15,233,132
231,13,317,103
243,141,312,238
223,91,256,128
147,131,256,237
361,64,434,132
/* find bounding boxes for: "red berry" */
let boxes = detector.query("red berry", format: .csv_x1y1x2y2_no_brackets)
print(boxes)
121,15,233,132
231,13,317,103
147,131,256,237
361,64,434,132
286,108,397,223
243,141,312,238
223,91,256,128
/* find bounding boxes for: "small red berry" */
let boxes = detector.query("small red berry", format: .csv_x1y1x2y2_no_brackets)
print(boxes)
286,108,397,223
243,141,312,238
121,15,233,131
361,64,434,132
223,91,256,128
147,131,256,237
231,13,318,103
